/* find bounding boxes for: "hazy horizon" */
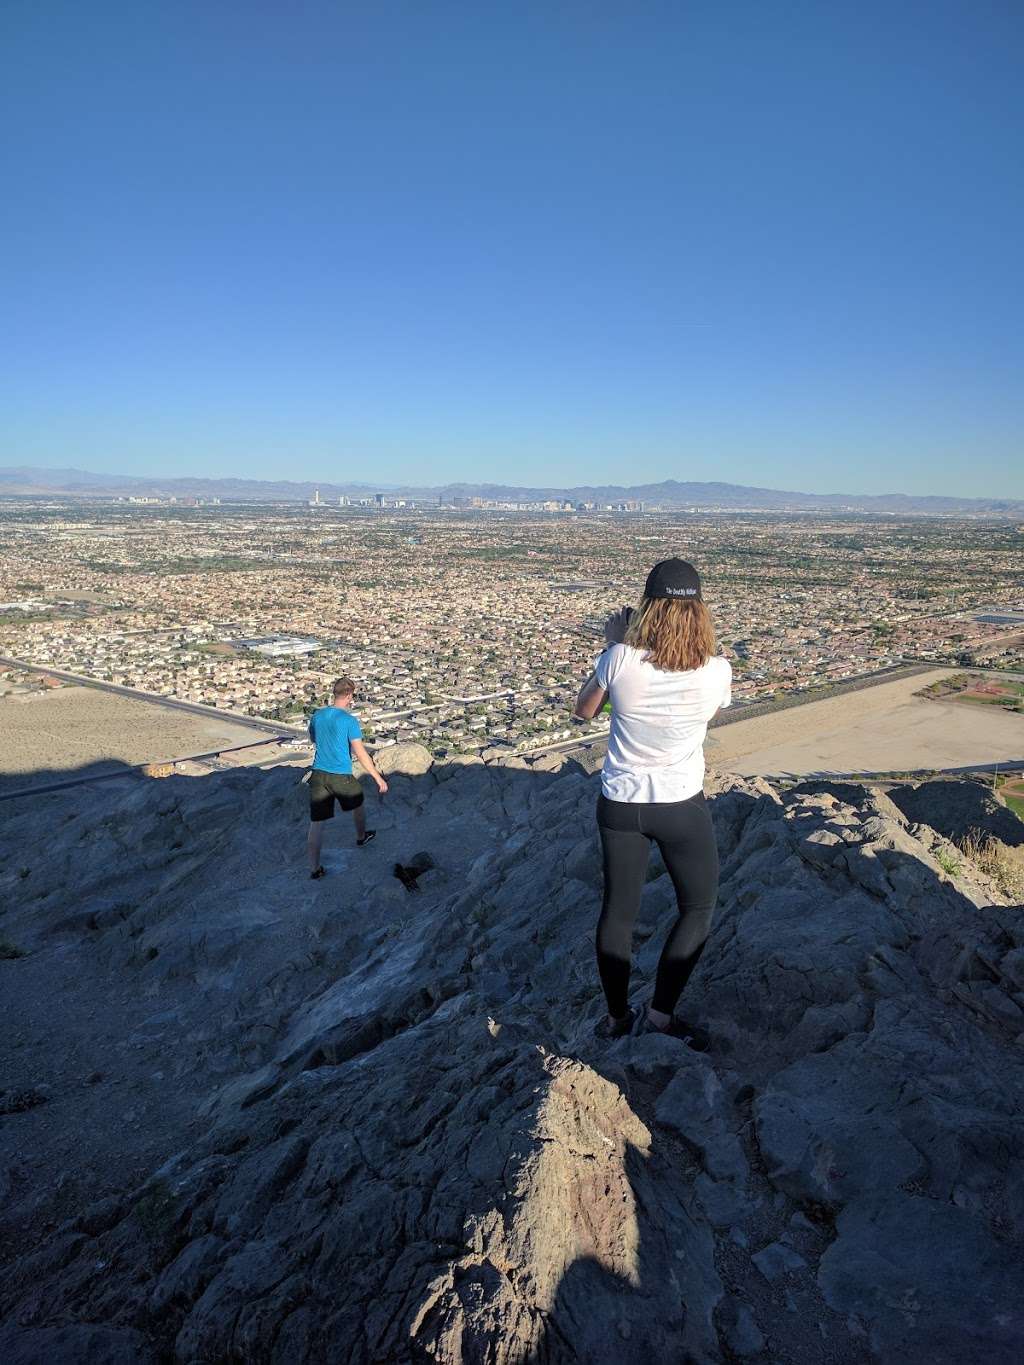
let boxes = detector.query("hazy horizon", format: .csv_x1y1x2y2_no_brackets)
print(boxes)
4,459,1023,504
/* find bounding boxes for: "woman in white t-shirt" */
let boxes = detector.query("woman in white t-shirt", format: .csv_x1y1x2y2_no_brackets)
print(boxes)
574,558,731,1044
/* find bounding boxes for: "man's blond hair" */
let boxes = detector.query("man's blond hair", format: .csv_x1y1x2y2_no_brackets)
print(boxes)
332,677,356,699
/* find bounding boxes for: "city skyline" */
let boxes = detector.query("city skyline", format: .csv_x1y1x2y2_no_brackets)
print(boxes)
3,4,1022,498
2,461,1024,510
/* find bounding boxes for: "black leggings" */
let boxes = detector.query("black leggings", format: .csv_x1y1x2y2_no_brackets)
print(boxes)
596,790,719,1019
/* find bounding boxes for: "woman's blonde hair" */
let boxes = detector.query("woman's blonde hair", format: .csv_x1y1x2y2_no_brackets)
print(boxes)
624,595,716,672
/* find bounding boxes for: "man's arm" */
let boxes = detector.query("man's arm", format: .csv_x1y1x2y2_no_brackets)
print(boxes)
351,739,389,793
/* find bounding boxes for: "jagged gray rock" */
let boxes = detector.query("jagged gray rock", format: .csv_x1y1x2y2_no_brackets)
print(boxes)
888,777,1024,848
1,762,1022,1363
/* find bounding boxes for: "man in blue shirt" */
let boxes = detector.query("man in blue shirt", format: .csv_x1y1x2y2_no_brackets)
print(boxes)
306,677,388,878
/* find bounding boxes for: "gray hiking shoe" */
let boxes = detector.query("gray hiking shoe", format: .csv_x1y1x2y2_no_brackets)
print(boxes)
594,1007,639,1040
640,1015,711,1051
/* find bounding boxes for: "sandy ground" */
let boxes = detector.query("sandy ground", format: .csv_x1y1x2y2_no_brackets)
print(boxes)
0,686,269,793
707,668,1024,778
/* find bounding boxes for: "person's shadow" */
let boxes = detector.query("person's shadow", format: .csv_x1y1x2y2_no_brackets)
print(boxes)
517,1134,699,1365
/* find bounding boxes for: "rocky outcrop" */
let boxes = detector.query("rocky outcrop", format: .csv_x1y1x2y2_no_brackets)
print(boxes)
372,742,435,777
888,776,1024,848
1,759,1022,1363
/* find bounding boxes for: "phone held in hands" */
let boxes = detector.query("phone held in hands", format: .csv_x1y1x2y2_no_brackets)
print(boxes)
604,604,634,646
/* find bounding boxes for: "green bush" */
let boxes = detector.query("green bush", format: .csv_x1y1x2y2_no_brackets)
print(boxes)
935,848,961,878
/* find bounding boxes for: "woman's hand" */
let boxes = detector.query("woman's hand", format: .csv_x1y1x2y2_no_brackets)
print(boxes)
603,605,633,645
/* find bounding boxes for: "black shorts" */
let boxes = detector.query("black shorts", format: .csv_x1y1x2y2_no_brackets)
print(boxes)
309,770,364,821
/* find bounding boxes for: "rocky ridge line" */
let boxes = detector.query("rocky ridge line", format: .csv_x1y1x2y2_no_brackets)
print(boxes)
1,750,1022,1363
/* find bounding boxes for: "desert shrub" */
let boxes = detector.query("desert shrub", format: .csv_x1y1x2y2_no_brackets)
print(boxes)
935,848,962,878
959,833,1024,901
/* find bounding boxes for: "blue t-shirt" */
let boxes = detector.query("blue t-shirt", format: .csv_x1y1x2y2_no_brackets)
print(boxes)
308,706,362,775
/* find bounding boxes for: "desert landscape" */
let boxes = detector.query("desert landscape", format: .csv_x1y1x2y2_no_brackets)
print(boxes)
0,685,272,795
709,668,1023,779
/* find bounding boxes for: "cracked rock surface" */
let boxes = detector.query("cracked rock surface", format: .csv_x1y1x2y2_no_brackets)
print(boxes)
1,755,1023,1363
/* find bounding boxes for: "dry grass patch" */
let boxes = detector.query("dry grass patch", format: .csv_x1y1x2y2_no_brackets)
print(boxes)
958,832,1024,902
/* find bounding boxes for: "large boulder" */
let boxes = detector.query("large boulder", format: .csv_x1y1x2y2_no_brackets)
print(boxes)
369,741,433,777
819,1194,1023,1363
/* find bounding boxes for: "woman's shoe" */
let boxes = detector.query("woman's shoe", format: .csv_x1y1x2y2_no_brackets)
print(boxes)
641,1014,710,1051
594,1007,638,1040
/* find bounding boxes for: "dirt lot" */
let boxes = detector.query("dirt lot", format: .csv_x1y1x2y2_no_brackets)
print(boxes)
0,686,267,793
708,668,1024,778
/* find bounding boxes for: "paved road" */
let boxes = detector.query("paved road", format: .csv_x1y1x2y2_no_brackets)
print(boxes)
0,655,305,738
768,760,1024,784
371,688,528,724
937,665,1024,683
516,730,608,758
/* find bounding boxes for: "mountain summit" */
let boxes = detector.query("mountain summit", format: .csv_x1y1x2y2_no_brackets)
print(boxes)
1,754,1022,1362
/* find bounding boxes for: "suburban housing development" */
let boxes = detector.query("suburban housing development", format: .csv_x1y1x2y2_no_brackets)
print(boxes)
1,499,1022,759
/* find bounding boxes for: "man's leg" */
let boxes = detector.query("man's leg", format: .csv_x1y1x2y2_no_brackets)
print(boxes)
352,804,366,842
307,821,324,873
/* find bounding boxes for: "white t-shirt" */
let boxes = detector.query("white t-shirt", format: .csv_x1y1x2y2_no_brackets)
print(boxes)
593,645,732,803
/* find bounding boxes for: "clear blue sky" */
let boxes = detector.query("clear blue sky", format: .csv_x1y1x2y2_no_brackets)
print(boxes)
2,2,1021,496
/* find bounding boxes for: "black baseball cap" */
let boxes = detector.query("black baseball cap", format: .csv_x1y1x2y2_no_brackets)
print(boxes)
644,558,702,601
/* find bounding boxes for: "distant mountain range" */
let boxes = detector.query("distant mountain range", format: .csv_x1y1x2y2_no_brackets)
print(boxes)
1,465,1021,515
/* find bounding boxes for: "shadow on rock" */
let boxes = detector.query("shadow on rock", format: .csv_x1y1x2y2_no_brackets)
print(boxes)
2,758,1024,1363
